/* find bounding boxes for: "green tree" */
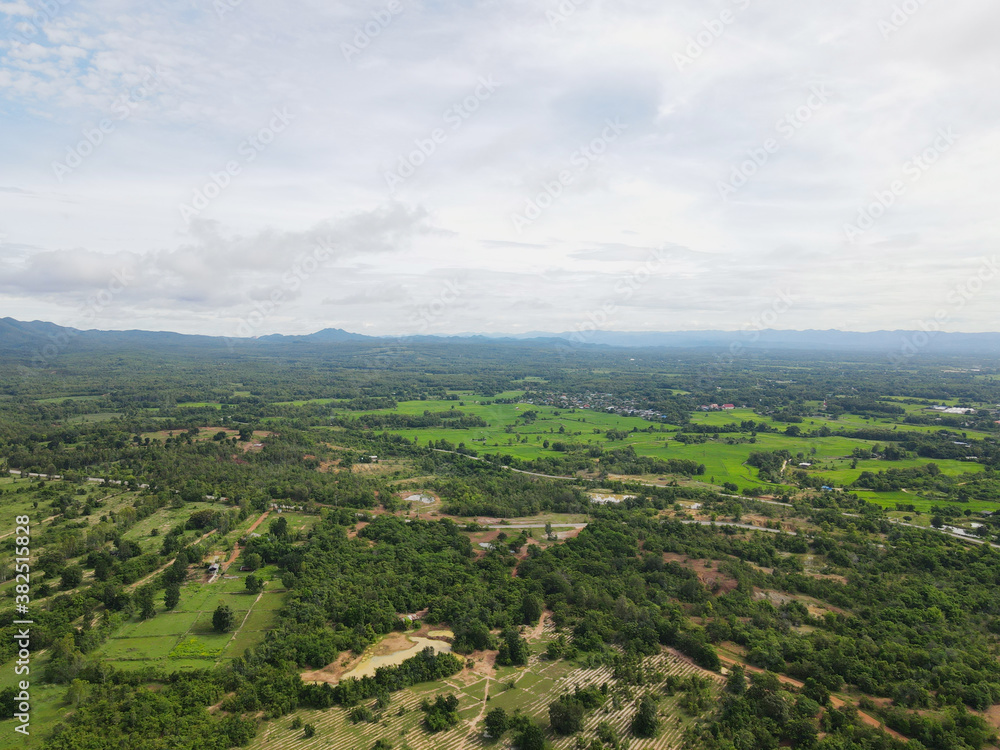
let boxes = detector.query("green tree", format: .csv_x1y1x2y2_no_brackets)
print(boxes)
549,696,585,735
726,664,747,695
521,593,543,625
270,516,289,539
136,587,156,620
245,573,264,594
164,582,181,610
631,695,659,738
516,723,547,750
484,707,509,738
497,627,530,666
213,604,235,633
61,564,83,589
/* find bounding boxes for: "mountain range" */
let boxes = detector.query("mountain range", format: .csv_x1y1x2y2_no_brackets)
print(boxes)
3,316,1000,357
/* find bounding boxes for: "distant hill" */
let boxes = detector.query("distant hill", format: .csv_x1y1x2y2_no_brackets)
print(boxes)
487,329,1000,353
257,328,370,343
3,316,1000,358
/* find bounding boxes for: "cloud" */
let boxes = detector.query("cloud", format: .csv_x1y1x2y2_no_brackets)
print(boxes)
0,0,998,334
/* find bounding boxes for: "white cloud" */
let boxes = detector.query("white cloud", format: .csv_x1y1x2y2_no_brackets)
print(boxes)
0,0,998,335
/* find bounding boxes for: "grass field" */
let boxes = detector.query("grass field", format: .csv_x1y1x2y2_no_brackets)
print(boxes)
96,571,286,671
323,397,994,500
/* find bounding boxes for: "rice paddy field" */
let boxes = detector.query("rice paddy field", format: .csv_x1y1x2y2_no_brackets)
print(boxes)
325,394,999,511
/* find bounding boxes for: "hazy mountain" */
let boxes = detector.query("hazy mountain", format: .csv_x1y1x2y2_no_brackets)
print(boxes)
3,317,1000,357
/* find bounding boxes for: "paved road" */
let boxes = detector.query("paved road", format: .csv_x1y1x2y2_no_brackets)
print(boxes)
678,519,790,534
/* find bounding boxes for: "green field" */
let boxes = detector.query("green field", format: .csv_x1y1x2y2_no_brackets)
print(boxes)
327,398,996,503
97,574,286,671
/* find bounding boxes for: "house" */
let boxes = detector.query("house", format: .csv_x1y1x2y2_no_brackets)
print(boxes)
721,404,736,410
799,462,812,468
208,563,219,573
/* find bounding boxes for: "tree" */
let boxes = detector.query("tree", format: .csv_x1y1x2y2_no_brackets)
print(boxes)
243,552,262,571
549,696,585,735
164,582,181,610
516,723,546,750
372,741,393,750
497,627,530,666
726,664,747,695
484,707,509,738
802,677,829,705
136,587,156,620
65,678,87,709
786,717,818,748
61,564,83,589
0,687,17,719
213,604,235,633
270,516,289,539
245,573,264,594
422,694,460,732
303,723,316,738
521,593,543,625
631,695,659,738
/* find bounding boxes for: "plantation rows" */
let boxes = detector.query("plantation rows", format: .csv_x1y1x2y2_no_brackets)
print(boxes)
250,649,713,750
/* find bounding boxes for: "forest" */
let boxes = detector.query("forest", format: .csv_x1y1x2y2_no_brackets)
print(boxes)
1,337,1000,749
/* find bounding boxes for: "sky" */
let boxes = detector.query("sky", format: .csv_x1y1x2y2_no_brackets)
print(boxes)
1,0,999,338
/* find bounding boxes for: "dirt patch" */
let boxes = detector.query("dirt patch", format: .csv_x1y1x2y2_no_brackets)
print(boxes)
400,491,439,505
350,461,401,475
300,624,452,685
347,521,369,539
663,553,739,595
753,588,849,618
982,703,1000,731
